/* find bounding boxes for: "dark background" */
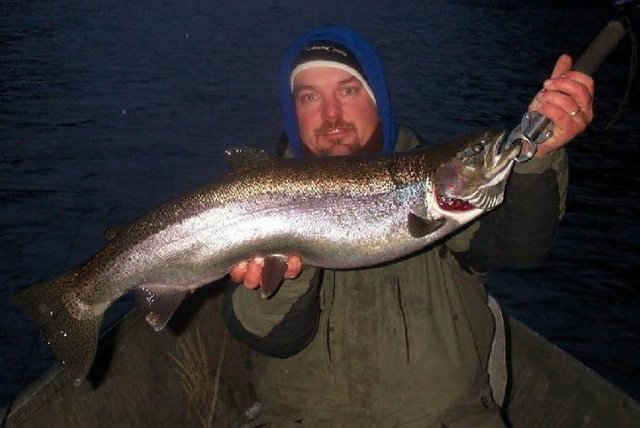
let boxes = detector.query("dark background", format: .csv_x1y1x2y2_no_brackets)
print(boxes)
2,0,638,410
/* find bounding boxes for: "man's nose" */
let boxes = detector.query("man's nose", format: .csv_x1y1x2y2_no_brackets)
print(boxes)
322,94,342,120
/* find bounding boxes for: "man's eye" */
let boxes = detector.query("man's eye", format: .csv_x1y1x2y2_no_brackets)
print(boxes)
298,93,317,104
341,86,359,96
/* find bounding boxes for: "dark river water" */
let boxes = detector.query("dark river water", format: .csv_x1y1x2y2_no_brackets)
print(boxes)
1,0,639,411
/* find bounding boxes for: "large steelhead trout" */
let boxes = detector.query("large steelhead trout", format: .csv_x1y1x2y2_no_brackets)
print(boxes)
14,129,520,385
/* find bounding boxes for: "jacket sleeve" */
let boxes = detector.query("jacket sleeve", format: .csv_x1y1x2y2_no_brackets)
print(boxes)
223,267,322,358
446,148,568,273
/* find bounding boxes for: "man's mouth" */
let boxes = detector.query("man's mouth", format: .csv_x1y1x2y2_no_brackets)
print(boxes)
315,121,358,140
322,127,351,137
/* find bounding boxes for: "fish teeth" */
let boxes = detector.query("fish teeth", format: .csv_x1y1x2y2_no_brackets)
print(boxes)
467,188,501,211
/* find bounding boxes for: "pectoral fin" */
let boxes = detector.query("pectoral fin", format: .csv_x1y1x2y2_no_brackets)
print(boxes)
260,255,289,299
407,213,445,238
134,286,188,331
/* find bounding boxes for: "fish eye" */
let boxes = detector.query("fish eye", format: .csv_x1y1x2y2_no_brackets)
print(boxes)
472,143,484,153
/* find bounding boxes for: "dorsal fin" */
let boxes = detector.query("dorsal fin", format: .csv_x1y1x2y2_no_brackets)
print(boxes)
225,147,274,173
104,224,127,241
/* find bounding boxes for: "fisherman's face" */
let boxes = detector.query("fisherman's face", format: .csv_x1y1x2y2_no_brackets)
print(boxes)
293,67,381,157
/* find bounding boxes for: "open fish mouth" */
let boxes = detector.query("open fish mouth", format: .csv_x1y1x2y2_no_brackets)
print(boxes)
433,130,518,212
435,188,475,211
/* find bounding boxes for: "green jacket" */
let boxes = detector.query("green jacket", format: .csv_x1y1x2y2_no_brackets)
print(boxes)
223,126,568,426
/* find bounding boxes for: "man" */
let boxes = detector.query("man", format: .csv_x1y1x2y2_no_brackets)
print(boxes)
223,26,593,426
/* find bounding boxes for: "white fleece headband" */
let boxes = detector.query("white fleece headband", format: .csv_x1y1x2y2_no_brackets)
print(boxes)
290,61,377,105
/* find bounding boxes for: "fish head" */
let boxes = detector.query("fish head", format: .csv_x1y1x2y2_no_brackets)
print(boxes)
432,129,519,214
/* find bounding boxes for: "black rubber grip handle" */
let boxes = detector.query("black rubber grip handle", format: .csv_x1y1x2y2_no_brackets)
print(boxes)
573,20,626,76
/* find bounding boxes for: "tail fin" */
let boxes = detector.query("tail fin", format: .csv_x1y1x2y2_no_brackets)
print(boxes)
13,277,103,386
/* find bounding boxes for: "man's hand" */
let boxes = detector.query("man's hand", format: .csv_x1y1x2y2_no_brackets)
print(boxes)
229,256,303,289
529,54,595,158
